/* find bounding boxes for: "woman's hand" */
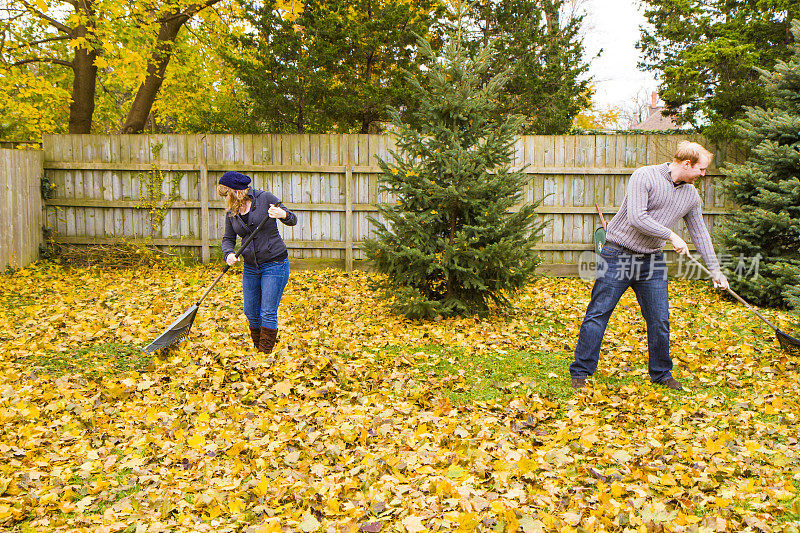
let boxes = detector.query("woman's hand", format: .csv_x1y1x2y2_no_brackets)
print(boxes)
226,253,239,266
268,204,287,219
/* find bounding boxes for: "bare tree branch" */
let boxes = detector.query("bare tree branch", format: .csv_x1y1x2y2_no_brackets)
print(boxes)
17,0,73,34
13,56,73,68
6,35,70,52
0,11,28,25
158,0,224,24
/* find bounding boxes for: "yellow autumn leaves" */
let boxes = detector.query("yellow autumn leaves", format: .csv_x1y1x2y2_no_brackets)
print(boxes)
0,261,798,531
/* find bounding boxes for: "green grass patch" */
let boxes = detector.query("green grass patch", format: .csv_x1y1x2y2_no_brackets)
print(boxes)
403,344,578,403
402,343,725,404
95,480,143,514
0,292,46,310
26,342,151,378
694,382,743,399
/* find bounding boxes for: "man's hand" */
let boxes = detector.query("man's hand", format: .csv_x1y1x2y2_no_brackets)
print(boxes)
711,270,730,290
669,232,689,255
268,204,287,219
226,253,239,266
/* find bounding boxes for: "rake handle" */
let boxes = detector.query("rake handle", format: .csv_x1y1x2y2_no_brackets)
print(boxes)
683,253,778,331
196,207,276,306
595,202,607,231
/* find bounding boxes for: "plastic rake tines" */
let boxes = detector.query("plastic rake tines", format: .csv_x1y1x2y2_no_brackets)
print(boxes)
143,304,199,353
777,329,800,356
682,253,800,356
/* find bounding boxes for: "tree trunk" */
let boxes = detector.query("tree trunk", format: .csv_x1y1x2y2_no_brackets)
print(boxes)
68,37,97,133
120,1,226,133
68,3,97,134
360,51,376,133
120,12,190,133
297,98,304,133
445,208,457,299
543,0,559,34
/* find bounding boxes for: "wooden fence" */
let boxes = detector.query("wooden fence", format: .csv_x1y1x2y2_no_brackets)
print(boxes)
0,149,43,270
41,134,740,272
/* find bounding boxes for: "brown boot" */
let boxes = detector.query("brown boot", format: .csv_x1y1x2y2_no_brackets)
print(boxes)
258,327,278,354
656,378,683,391
249,327,260,349
571,377,586,389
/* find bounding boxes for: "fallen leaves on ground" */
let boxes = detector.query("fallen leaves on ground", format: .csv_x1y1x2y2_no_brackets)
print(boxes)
0,262,799,532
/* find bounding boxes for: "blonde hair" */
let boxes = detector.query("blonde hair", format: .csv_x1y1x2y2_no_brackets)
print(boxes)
674,141,713,165
217,184,250,216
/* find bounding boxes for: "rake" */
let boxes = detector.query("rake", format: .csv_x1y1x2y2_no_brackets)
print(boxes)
143,212,271,353
684,253,800,355
594,202,607,255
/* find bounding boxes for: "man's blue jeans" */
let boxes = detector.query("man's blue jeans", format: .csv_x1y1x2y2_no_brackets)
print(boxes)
242,259,289,329
570,243,672,383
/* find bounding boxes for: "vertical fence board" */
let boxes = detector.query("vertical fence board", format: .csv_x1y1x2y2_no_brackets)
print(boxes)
318,134,331,260
330,136,342,256
110,135,123,236
198,135,210,263
208,135,222,244
3,152,12,266
345,164,353,271
0,149,42,269
6,151,14,266
64,136,77,239
102,135,114,236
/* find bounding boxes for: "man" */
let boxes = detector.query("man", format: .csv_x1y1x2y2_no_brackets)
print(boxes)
569,141,729,391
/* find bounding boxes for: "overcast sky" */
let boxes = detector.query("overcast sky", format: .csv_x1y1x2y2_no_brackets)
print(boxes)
581,0,658,110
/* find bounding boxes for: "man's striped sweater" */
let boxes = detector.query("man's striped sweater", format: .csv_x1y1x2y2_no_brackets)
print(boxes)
605,162,720,271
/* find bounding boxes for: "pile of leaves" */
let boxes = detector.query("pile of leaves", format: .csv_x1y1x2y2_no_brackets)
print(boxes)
0,263,799,532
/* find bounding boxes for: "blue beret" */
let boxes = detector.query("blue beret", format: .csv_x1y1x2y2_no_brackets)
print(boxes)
219,171,251,190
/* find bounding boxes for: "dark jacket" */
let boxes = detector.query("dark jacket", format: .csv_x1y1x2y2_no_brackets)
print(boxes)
221,189,298,266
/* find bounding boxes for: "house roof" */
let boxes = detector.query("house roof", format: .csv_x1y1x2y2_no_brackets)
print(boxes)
631,108,678,130
629,92,680,131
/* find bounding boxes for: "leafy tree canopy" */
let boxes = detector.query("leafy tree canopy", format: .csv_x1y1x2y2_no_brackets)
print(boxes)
1,0,593,136
468,0,592,134
226,0,445,134
0,0,236,137
638,0,800,142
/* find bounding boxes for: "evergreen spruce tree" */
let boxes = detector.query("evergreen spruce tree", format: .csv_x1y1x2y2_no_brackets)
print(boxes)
363,8,546,319
717,19,800,309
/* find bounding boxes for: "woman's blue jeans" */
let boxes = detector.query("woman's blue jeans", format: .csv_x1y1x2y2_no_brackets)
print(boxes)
570,244,673,383
242,259,289,329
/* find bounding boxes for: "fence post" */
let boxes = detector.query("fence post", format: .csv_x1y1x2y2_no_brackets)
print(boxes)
197,134,210,263
345,163,353,272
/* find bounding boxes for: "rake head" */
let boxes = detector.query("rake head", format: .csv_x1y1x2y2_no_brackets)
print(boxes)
594,227,606,256
777,329,800,356
143,304,199,353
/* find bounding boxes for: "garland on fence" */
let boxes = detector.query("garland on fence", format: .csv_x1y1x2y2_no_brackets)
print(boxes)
40,175,55,200
136,142,183,239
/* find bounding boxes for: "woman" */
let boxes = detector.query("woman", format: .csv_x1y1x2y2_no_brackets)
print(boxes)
218,171,297,354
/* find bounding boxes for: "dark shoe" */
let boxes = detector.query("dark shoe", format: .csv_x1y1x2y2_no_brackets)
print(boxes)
571,377,586,389
249,327,260,349
258,327,279,354
657,378,683,390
